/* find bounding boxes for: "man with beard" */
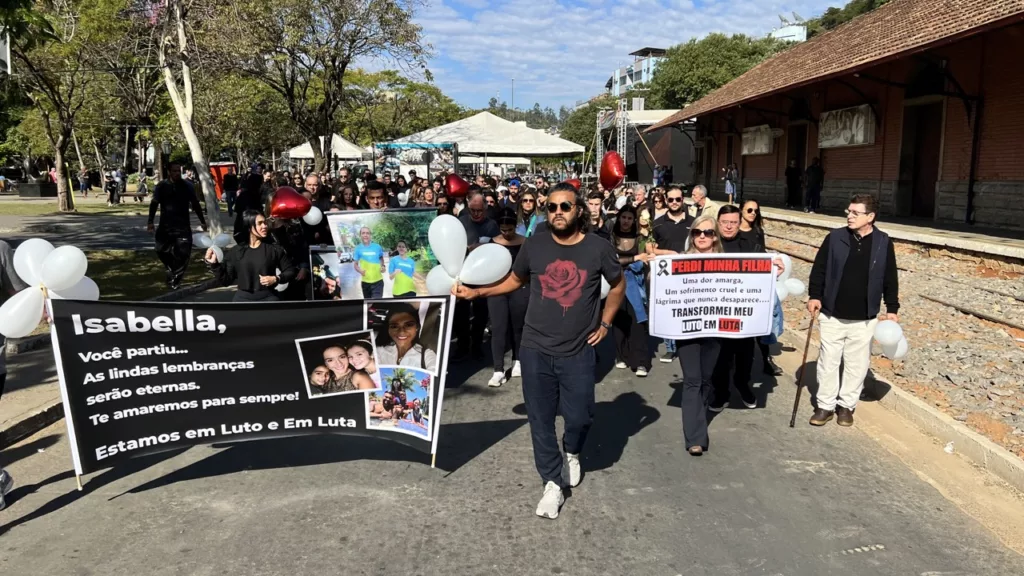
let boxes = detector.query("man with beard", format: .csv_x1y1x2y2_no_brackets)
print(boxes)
147,163,208,289
647,184,694,363
454,183,625,520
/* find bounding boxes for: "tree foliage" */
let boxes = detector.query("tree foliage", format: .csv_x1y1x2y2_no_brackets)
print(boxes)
484,98,560,130
806,0,892,38
216,0,430,171
337,69,465,145
647,33,789,109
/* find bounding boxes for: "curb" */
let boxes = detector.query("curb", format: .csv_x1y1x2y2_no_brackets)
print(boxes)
779,328,1024,495
4,278,219,356
0,399,64,451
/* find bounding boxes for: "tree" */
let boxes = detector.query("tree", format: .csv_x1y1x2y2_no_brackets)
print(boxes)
219,0,429,172
647,33,789,109
158,0,221,233
559,94,615,165
7,0,96,211
337,69,464,145
806,0,892,38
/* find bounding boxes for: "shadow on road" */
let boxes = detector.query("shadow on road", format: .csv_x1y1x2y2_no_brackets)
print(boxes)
0,434,62,468
511,391,660,474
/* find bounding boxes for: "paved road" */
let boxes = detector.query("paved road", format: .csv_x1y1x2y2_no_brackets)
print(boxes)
1,341,1022,575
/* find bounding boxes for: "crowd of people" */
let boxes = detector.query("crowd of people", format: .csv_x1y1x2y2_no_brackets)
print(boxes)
142,159,900,520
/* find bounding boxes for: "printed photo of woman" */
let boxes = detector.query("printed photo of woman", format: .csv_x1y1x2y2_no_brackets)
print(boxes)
345,340,381,389
367,300,443,375
388,241,418,299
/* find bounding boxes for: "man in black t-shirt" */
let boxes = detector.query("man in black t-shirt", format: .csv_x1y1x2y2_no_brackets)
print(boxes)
646,185,693,362
147,163,208,290
455,184,624,520
454,192,501,358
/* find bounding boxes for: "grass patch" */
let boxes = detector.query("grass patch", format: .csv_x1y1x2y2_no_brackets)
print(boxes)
87,249,210,301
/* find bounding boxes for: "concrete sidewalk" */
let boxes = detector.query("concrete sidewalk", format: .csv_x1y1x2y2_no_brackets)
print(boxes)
0,348,63,450
762,207,1024,261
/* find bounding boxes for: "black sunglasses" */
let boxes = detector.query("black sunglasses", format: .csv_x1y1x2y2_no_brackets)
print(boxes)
745,208,758,214
690,228,717,238
546,201,574,213
666,197,684,203
521,197,535,203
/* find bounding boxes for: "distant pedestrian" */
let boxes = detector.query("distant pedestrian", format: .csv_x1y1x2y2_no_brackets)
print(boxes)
223,166,239,216
148,163,208,290
807,194,899,427
785,159,802,209
805,157,824,213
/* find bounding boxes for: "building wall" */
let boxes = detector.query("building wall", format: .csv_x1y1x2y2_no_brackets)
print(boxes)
694,22,1024,231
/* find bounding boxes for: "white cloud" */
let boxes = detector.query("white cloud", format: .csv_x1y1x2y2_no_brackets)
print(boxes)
414,0,840,109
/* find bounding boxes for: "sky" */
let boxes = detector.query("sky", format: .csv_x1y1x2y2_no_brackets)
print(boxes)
412,0,844,111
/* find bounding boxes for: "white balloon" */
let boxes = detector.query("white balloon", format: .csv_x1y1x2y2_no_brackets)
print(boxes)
397,192,409,207
13,238,55,286
600,277,610,299
193,233,213,249
275,267,288,292
213,233,232,248
459,243,513,286
777,253,793,283
302,207,323,226
50,276,100,301
426,265,455,296
0,287,45,338
892,337,909,360
784,277,805,296
874,319,903,347
40,245,88,291
775,282,790,302
210,246,224,263
428,214,468,277
615,195,628,210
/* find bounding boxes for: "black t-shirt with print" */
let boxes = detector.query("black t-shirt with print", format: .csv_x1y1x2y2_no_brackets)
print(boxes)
512,231,621,357
652,212,693,253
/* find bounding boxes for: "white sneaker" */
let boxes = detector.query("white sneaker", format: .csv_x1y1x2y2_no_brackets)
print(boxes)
511,361,522,378
635,367,648,377
615,361,627,369
564,453,581,487
535,481,564,519
487,371,506,387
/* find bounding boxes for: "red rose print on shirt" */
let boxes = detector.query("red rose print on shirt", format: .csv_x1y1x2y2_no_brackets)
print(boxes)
539,259,588,315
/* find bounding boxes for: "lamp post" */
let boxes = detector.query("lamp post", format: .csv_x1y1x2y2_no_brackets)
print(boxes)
511,78,515,122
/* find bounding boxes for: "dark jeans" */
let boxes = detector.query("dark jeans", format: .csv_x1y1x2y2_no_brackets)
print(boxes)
520,345,596,487
393,291,417,299
805,185,822,211
677,338,721,450
612,304,650,370
224,190,236,216
361,280,384,299
786,184,801,207
712,337,755,404
154,227,193,287
487,288,528,372
455,298,488,353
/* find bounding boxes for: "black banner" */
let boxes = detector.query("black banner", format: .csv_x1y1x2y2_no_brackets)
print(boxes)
50,297,453,474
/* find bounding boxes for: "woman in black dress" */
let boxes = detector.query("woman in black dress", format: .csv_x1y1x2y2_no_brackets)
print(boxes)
206,209,297,302
484,208,528,387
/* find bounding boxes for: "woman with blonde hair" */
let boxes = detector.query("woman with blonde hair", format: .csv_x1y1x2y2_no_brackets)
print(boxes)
678,213,723,456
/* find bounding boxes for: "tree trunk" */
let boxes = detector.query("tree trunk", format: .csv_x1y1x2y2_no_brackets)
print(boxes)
72,130,85,171
308,135,325,173
123,126,131,170
92,138,104,170
153,137,164,180
170,104,220,234
55,144,75,212
137,136,145,177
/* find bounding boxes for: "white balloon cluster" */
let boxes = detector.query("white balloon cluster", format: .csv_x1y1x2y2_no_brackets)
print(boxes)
769,253,806,302
875,319,909,360
192,232,233,263
302,206,323,226
425,215,513,295
0,239,97,338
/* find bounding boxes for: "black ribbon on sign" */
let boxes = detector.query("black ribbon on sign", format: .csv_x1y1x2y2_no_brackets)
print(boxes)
657,259,669,276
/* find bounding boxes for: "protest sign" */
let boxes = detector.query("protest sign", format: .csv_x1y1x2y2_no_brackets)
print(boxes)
325,209,437,299
648,254,776,340
49,297,454,476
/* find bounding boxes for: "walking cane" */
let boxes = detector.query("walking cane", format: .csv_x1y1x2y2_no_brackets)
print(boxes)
789,312,819,428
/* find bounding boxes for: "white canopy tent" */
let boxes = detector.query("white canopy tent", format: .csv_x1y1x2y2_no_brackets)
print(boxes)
458,156,531,165
286,134,365,161
383,112,584,156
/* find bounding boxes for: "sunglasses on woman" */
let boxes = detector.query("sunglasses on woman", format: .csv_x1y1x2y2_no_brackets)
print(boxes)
745,208,758,214
521,198,535,203
690,228,717,238
546,201,574,213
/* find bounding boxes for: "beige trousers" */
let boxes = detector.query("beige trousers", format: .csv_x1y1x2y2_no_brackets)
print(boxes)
814,314,878,411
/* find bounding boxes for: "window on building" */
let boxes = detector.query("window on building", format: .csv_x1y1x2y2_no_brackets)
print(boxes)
726,135,734,167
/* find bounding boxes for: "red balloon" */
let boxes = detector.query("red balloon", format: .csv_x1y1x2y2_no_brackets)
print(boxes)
565,179,582,191
445,174,470,199
269,186,312,220
600,151,626,190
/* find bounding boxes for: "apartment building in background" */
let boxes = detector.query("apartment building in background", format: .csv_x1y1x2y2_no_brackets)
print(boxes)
607,48,666,97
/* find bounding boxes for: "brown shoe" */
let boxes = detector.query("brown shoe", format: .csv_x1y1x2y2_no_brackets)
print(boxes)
836,406,854,427
809,408,834,426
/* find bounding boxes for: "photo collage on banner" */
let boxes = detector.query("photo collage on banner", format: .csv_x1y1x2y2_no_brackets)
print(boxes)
312,209,438,301
49,296,452,476
364,299,444,441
